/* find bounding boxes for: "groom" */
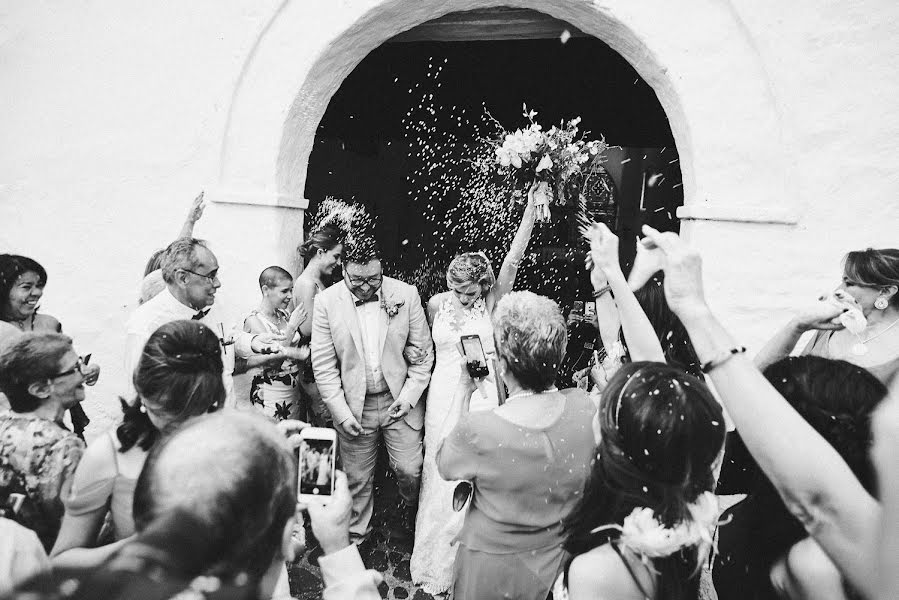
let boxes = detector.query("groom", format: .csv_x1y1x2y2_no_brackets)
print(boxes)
311,235,433,543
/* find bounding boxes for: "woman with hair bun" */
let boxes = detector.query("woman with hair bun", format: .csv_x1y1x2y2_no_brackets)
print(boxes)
50,320,225,569
411,188,538,595
292,206,346,427
559,362,727,600
756,247,899,384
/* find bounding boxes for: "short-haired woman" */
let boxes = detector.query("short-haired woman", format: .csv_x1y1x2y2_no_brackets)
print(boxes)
436,291,596,600
0,333,87,551
51,320,225,568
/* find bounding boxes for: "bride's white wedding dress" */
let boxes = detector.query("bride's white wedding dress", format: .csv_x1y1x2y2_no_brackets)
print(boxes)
411,296,498,595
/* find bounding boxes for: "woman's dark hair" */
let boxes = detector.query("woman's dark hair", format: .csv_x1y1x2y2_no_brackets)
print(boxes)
843,248,899,307
632,272,702,377
563,362,726,600
0,254,47,318
117,320,225,452
299,225,343,263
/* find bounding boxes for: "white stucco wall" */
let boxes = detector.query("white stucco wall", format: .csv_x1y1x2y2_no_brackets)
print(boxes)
2,0,898,436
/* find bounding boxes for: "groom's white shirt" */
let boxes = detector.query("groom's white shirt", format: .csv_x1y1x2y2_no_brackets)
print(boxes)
355,296,384,382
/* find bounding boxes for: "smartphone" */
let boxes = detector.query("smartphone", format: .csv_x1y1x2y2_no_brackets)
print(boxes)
569,301,584,323
460,334,490,378
584,302,596,321
297,427,337,504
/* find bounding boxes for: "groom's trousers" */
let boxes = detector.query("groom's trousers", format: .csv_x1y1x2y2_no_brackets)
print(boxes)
335,390,424,541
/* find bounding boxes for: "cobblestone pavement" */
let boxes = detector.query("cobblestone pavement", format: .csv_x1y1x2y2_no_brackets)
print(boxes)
288,457,438,600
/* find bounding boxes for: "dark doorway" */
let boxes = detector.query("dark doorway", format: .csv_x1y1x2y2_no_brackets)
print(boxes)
304,13,682,312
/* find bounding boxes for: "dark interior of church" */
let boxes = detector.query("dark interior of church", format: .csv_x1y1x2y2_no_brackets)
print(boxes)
304,22,683,311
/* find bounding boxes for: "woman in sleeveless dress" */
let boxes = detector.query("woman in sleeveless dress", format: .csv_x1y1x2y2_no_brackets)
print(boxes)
243,267,310,421
292,224,343,426
557,362,726,600
755,247,899,385
410,189,537,595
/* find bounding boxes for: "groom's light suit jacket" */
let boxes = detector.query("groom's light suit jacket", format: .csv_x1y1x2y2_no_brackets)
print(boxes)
311,277,434,430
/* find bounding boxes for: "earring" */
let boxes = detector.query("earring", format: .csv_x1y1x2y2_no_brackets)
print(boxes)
139,405,147,414
875,296,889,310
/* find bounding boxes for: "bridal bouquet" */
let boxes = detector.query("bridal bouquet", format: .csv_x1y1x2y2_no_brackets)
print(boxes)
485,105,609,222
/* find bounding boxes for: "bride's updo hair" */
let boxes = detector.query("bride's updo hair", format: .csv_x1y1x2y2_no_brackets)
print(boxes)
563,362,726,600
298,225,343,263
446,252,495,296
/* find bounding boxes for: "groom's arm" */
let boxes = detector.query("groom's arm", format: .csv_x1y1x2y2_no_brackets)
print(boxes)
311,296,354,426
396,286,434,409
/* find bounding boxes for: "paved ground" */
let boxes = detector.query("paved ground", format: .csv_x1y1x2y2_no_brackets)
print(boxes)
288,453,438,600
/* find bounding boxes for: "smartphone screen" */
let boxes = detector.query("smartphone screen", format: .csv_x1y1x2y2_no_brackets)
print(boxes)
461,335,490,378
299,438,336,498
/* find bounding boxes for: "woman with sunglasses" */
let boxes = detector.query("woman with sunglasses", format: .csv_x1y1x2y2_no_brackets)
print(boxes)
50,320,225,569
0,333,88,552
0,255,101,436
756,248,899,384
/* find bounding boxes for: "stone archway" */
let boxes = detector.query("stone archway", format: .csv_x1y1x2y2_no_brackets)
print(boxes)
217,0,795,272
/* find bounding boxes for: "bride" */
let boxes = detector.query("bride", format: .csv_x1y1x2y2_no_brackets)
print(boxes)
410,188,537,595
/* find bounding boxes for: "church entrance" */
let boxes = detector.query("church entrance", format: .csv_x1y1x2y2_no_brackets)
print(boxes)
303,8,683,313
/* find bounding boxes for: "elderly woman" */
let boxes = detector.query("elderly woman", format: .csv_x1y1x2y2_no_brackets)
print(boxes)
756,247,899,384
435,291,596,600
0,333,87,551
410,189,537,593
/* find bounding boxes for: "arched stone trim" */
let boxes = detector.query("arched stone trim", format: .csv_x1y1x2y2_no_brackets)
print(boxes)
216,0,796,237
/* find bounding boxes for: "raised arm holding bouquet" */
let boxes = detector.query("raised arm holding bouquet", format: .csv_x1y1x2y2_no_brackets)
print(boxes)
642,225,883,599
488,105,608,223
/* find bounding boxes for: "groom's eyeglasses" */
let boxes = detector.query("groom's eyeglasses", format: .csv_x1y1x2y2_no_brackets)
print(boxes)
346,274,382,287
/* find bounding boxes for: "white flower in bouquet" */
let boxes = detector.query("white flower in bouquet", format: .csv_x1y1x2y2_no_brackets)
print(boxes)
535,154,553,173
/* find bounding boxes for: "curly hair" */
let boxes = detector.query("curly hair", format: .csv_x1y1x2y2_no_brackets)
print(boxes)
492,291,567,391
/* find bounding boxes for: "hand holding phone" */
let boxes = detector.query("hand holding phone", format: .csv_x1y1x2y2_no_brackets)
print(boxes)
461,334,490,379
298,427,338,504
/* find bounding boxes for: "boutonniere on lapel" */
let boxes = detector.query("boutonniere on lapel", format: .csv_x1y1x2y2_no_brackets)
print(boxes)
380,296,405,321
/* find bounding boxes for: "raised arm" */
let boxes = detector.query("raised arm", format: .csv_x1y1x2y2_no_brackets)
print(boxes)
584,223,664,363
176,191,205,239
644,225,880,598
492,186,537,303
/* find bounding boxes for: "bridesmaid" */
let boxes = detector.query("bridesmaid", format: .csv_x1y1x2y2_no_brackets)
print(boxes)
292,224,343,427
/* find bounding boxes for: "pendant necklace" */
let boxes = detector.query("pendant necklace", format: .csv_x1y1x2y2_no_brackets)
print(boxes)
851,316,899,356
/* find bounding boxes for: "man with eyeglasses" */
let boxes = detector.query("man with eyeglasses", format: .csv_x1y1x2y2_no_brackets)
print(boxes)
312,235,433,544
125,238,287,406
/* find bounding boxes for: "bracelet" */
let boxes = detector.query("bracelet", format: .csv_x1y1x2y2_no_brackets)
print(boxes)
700,346,746,374
592,284,612,299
